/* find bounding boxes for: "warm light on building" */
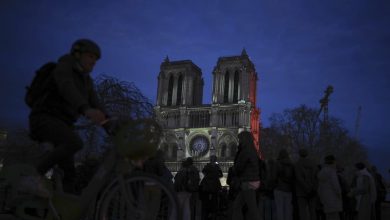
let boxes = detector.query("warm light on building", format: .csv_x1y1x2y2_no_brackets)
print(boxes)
155,49,262,174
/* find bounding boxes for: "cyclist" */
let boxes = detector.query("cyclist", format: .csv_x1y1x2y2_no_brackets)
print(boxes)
22,39,108,197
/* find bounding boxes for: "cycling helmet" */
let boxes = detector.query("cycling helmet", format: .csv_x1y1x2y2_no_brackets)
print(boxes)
113,118,162,160
70,39,101,59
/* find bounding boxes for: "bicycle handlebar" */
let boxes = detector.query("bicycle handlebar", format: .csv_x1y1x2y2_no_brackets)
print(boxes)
74,118,120,136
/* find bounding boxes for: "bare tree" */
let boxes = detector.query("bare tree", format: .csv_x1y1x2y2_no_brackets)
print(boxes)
75,75,154,161
261,105,368,166
95,75,154,120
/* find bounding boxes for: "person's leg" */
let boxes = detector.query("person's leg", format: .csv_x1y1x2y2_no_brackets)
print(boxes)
200,193,210,220
177,192,191,220
232,191,245,220
326,212,340,220
241,189,260,220
375,200,381,220
273,190,283,220
31,114,83,177
58,156,77,193
257,193,265,220
306,197,317,220
297,197,308,220
284,191,293,220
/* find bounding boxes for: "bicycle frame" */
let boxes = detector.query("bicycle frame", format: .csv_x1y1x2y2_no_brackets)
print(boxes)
13,147,136,220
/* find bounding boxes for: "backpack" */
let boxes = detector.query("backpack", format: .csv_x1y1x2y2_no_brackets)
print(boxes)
186,167,200,192
25,62,57,108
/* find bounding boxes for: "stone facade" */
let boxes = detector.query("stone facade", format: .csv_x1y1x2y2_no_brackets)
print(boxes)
155,49,260,163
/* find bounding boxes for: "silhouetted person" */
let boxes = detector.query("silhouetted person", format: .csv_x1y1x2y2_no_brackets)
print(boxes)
227,166,239,201
371,166,386,220
294,148,318,220
273,149,295,220
262,158,277,220
317,155,342,220
336,165,349,220
231,131,260,220
144,149,174,186
200,155,223,220
256,157,268,220
24,39,106,196
348,162,377,220
174,157,200,220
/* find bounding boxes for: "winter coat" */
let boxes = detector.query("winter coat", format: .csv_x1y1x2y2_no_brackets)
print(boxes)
174,165,200,192
317,165,343,213
200,162,222,193
31,54,103,125
294,157,318,197
233,143,260,182
350,168,376,220
143,156,173,185
274,158,295,192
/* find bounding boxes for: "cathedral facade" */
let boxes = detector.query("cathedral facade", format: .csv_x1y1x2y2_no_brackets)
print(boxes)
154,50,260,164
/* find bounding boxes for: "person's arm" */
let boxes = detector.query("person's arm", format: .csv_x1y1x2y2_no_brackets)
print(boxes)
217,165,223,178
233,149,248,174
87,79,108,115
53,62,89,112
330,170,342,196
350,175,370,196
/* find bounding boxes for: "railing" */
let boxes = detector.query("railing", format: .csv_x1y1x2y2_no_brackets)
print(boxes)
165,161,234,173
189,110,210,128
159,104,249,129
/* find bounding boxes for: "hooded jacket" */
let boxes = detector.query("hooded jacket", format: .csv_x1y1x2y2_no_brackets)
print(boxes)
31,54,102,124
233,143,260,182
294,157,318,197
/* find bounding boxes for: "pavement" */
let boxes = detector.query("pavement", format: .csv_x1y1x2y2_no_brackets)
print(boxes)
0,214,20,220
383,201,390,220
0,202,389,220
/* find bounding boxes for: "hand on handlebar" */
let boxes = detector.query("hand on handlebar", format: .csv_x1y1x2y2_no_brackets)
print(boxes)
84,108,107,125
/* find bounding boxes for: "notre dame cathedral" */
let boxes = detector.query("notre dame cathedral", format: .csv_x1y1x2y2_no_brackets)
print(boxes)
154,49,260,167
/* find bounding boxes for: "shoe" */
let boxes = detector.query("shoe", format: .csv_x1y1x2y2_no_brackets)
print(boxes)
17,175,52,198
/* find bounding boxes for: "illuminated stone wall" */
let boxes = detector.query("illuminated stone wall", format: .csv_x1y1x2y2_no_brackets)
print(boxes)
155,50,261,162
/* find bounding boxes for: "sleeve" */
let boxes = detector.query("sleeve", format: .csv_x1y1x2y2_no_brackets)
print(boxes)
87,79,109,117
52,63,89,113
351,175,370,195
233,149,249,174
331,171,342,196
217,165,223,178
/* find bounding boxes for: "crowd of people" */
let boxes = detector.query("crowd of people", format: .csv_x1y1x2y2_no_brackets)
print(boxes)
146,131,387,220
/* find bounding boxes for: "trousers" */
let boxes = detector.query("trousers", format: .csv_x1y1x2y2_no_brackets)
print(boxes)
29,113,83,192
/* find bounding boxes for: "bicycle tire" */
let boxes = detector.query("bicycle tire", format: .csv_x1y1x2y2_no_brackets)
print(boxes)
95,171,180,220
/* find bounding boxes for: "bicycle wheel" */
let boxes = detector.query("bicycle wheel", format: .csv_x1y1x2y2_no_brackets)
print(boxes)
95,172,180,220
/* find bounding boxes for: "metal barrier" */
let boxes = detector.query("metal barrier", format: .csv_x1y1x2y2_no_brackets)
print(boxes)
165,161,234,173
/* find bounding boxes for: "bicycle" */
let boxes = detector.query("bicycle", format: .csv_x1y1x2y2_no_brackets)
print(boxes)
0,119,180,220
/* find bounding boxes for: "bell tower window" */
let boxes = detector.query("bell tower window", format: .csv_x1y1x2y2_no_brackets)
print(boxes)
176,74,183,106
224,71,229,103
233,71,239,103
167,75,174,106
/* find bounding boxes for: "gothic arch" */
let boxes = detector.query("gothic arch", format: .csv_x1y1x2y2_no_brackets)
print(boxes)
163,132,179,161
224,70,229,103
228,142,238,158
218,142,227,158
217,131,238,158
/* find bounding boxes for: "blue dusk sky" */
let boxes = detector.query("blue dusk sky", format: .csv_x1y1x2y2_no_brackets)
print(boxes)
1,0,389,176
